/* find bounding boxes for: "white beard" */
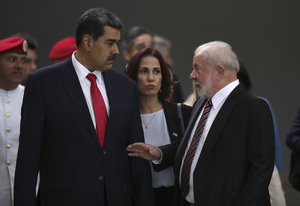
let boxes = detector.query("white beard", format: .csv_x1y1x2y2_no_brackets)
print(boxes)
196,72,213,98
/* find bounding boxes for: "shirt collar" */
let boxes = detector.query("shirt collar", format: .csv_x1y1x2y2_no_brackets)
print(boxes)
71,51,105,84
211,79,239,109
0,85,24,96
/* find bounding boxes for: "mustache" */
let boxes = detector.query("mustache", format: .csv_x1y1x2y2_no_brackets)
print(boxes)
107,54,117,61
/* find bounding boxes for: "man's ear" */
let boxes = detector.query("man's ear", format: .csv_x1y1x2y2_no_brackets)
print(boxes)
215,65,225,81
82,34,93,52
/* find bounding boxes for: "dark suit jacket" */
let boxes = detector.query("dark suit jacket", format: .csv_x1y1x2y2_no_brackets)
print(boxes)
14,58,155,206
174,84,275,206
152,101,192,171
286,107,300,152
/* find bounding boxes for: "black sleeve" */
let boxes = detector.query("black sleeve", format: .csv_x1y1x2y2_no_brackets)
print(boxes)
287,107,300,153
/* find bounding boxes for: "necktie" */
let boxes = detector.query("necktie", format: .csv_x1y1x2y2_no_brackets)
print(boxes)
86,73,107,148
180,99,213,198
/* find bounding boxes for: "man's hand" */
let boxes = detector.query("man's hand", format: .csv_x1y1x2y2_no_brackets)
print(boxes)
127,142,162,161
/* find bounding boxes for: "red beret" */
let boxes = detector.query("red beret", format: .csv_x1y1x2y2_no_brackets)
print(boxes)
0,36,28,54
49,36,77,61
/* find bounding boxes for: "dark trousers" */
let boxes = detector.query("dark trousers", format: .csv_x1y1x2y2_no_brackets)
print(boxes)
154,186,175,206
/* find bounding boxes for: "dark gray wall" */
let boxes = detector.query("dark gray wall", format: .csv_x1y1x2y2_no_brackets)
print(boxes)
2,0,300,204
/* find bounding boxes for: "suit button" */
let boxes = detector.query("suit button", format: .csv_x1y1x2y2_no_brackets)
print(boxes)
99,176,104,181
6,160,11,165
6,144,11,149
6,128,11,133
5,98,10,104
103,150,107,155
5,112,11,117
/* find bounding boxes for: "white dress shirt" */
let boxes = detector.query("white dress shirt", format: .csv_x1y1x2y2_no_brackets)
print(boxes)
72,52,110,129
181,79,239,203
0,85,24,206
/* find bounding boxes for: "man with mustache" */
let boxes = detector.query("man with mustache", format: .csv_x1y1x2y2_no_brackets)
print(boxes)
14,7,155,206
0,36,27,206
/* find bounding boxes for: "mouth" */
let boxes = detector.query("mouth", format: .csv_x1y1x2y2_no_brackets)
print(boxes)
146,85,156,89
12,71,24,78
194,84,201,88
107,54,117,62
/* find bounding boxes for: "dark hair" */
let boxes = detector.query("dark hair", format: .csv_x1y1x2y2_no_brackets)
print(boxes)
12,32,38,50
122,26,153,51
75,8,123,46
126,48,174,100
237,62,252,90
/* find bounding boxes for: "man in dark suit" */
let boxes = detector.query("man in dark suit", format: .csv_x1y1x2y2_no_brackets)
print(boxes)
14,7,154,206
127,41,275,206
174,41,275,206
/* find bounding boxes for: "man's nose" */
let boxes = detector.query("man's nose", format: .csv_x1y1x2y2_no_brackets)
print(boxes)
113,43,119,54
190,70,196,80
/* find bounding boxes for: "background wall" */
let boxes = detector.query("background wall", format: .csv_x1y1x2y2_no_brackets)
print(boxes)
2,0,300,204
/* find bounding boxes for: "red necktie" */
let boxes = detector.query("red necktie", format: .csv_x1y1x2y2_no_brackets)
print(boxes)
180,99,213,197
86,73,107,148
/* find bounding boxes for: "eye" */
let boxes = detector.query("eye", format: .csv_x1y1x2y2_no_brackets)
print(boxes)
21,57,27,64
138,68,148,74
136,44,146,51
107,42,114,47
7,56,16,63
153,68,161,74
107,40,118,48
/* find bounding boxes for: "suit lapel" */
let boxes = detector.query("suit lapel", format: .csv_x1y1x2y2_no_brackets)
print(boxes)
175,98,205,169
60,59,100,147
198,85,245,162
163,101,183,141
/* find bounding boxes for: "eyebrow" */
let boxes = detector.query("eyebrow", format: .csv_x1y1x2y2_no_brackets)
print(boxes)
106,38,120,43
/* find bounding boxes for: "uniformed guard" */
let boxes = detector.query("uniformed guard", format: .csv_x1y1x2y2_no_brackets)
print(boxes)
0,36,27,206
49,36,77,64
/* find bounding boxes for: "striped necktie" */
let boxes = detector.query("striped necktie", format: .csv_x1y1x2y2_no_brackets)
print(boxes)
180,99,213,198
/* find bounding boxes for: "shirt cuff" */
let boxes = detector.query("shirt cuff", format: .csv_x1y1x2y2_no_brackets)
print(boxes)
152,148,163,164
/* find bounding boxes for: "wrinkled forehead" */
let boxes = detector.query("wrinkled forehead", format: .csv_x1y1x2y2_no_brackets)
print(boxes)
193,53,204,63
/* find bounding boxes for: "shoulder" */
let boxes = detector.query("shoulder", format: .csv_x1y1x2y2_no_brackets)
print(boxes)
181,103,192,113
31,59,69,80
231,90,272,118
162,101,192,116
103,70,136,88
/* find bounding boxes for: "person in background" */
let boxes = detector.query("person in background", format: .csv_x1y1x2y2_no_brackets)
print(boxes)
0,36,27,206
126,47,192,206
154,35,184,103
286,108,300,154
286,107,300,191
122,25,154,64
13,33,38,85
128,41,275,206
287,107,300,152
49,36,77,64
14,7,154,206
237,64,286,206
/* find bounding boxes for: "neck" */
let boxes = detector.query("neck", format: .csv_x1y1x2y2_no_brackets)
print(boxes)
0,83,18,91
75,50,95,72
139,96,163,114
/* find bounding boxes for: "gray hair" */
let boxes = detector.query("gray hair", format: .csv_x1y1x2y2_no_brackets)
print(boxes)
194,41,240,72
154,35,172,56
